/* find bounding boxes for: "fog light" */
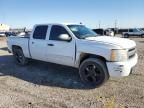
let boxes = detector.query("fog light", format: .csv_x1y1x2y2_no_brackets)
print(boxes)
114,65,124,73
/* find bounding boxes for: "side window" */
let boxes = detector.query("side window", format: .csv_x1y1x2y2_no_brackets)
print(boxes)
129,29,133,32
49,25,70,41
33,25,48,39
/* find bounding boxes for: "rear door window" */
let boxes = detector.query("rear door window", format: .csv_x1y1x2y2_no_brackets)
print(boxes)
33,25,48,39
129,29,133,32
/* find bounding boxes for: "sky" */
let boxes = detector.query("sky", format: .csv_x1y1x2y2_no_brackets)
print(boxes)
0,0,144,29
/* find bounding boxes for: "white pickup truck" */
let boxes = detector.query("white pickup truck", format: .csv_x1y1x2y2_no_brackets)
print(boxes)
7,23,138,87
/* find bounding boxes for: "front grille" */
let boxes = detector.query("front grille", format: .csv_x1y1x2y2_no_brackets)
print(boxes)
129,48,135,52
128,47,136,59
129,54,135,59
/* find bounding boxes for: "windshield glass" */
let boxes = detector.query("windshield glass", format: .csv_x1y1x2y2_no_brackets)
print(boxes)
139,28,144,32
135,28,144,32
67,25,98,39
136,28,141,32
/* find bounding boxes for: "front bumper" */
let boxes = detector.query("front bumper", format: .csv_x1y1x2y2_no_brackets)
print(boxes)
106,53,138,77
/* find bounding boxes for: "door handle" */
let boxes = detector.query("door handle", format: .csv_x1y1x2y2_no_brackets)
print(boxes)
47,44,54,46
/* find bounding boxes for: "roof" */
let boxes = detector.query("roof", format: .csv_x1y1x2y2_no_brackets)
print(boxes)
34,23,83,26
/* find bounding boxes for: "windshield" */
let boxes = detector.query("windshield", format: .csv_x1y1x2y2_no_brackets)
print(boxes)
139,28,144,32
67,25,98,39
136,28,141,32
135,28,143,32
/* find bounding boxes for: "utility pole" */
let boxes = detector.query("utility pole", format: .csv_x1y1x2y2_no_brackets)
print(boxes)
114,19,118,34
99,20,101,29
115,19,118,29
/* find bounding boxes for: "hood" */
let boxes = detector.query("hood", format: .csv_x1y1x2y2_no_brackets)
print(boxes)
85,36,136,49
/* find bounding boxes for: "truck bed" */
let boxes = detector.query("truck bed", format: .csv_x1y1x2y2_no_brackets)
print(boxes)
7,35,31,58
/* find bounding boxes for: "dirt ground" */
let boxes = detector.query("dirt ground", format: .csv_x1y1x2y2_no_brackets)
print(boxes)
0,37,144,108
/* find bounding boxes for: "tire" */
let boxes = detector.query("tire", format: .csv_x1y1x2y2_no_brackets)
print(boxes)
141,34,144,38
124,34,129,38
79,58,109,88
13,48,28,66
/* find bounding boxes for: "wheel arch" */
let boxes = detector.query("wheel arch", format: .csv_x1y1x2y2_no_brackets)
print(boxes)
12,45,22,53
12,45,31,58
79,53,107,66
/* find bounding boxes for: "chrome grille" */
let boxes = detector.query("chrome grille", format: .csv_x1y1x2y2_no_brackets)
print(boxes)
128,47,136,59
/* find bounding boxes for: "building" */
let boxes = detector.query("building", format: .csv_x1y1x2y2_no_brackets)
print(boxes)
0,24,10,31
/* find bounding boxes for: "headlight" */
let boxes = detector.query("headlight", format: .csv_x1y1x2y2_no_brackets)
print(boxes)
110,49,128,62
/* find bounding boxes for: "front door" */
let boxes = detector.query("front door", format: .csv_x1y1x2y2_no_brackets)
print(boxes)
46,25,75,66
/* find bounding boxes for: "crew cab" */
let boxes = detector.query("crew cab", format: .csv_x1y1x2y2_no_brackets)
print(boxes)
123,28,144,38
7,23,138,87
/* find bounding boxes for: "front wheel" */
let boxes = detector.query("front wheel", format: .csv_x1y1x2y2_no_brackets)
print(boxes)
13,48,28,66
141,34,144,38
79,58,109,88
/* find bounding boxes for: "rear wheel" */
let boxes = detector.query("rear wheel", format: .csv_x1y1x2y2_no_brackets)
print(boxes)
79,58,109,88
13,48,28,66
124,34,129,38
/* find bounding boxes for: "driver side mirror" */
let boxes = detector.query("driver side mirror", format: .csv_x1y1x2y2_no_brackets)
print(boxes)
59,34,72,42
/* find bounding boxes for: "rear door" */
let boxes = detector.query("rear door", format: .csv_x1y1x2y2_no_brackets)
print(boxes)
129,29,134,36
29,25,48,61
46,25,75,66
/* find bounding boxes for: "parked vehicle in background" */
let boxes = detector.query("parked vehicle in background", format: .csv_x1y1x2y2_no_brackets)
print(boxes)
5,32,16,37
141,28,144,31
93,29,105,35
108,28,119,35
139,28,144,31
123,28,144,38
93,28,118,36
118,28,129,34
5,31,31,37
0,32,6,36
7,23,138,87
105,29,114,36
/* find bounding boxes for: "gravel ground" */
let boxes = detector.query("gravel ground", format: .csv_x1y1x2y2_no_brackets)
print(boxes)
0,37,144,108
